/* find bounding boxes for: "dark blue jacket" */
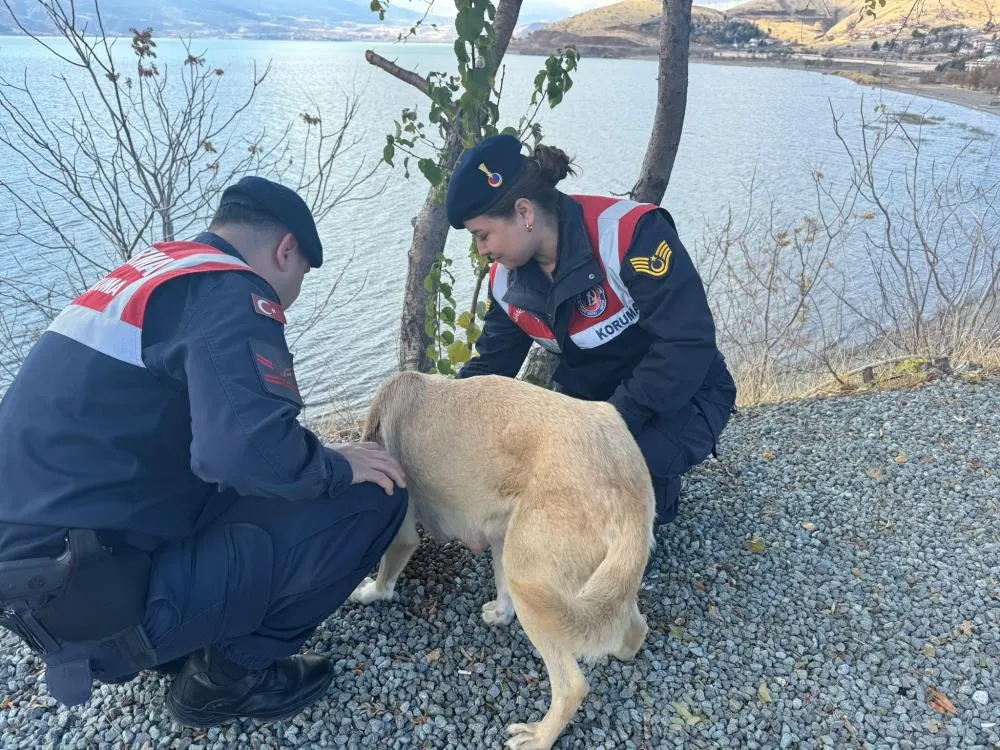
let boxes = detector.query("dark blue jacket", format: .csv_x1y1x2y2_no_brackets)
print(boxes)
458,193,732,436
0,233,352,561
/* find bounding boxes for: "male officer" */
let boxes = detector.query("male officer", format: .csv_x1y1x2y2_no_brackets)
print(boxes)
0,177,408,727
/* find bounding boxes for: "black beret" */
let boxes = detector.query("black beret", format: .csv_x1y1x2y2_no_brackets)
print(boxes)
219,176,323,268
446,134,526,229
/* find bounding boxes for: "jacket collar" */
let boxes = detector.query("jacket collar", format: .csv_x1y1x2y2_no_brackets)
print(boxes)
501,193,606,318
192,231,248,263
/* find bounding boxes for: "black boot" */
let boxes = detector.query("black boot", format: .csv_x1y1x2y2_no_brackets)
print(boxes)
165,647,333,728
148,653,191,677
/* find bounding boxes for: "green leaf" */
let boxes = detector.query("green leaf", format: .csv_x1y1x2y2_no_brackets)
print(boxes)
440,283,453,298
441,330,455,345
447,340,471,364
453,38,470,65
437,359,455,376
418,158,443,187
424,320,436,338
382,142,395,166
423,275,435,292
744,537,766,554
457,311,472,328
455,5,485,41
441,307,456,325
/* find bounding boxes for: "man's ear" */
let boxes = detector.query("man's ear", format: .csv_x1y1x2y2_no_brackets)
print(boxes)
274,232,297,272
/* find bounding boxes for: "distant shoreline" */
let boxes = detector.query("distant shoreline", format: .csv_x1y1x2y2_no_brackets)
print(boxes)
688,55,1000,117
510,39,1000,118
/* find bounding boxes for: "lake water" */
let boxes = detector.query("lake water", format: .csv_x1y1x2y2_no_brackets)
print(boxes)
1,36,998,419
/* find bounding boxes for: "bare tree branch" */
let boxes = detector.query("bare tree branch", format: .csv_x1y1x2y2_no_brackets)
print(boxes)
364,50,432,96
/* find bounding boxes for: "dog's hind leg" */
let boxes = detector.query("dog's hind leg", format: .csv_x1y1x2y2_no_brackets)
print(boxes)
505,630,588,750
613,599,648,661
350,509,419,605
482,537,515,626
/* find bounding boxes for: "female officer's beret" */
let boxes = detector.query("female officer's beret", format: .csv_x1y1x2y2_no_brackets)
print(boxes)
446,134,526,229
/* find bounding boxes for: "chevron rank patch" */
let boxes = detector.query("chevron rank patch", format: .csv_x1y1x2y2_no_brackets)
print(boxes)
630,240,673,278
250,339,302,406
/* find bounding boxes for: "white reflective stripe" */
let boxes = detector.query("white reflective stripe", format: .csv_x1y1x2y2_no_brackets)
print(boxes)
49,250,252,368
568,200,642,349
491,264,510,313
569,302,641,349
103,251,250,320
48,304,146,367
491,264,560,352
596,199,642,304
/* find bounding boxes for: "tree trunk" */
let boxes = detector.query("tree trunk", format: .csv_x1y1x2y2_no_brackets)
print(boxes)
631,0,692,206
397,131,464,372
391,0,524,372
521,346,559,388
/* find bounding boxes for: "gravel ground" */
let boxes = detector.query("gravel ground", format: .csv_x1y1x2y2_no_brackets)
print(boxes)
1,376,998,750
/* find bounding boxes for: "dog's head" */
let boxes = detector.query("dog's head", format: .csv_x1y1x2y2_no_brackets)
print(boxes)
362,370,425,446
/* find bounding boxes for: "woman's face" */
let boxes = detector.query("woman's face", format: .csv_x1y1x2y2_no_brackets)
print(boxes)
464,201,537,270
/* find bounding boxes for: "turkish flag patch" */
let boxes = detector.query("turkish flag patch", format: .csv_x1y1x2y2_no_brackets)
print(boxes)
250,339,302,406
251,293,286,325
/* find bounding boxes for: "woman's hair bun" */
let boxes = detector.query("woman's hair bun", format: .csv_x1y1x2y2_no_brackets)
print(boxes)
531,144,576,186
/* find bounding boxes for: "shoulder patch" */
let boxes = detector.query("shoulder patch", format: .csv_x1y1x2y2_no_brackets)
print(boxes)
250,339,302,406
251,293,286,324
629,240,673,278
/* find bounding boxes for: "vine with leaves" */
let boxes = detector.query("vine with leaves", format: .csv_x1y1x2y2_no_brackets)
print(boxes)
373,0,578,375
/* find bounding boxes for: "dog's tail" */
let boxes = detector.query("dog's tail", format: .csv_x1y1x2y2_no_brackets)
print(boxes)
509,489,654,655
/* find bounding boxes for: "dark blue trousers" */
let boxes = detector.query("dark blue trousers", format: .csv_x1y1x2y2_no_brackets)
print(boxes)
90,483,407,681
634,374,737,524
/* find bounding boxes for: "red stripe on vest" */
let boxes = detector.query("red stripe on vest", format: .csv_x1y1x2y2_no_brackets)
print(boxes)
489,263,558,341
120,261,252,327
573,195,617,257
617,204,658,261
74,265,144,314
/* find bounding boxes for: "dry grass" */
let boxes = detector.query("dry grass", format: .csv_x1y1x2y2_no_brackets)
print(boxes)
730,342,1000,408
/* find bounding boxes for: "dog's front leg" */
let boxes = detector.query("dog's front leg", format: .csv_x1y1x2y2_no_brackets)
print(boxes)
482,537,516,626
350,509,419,605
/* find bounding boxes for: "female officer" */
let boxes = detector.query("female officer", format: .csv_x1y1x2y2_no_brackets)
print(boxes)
449,134,736,525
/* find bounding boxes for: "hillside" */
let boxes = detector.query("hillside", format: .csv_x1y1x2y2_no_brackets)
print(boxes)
817,0,997,45
513,0,995,54
724,0,995,45
511,0,743,57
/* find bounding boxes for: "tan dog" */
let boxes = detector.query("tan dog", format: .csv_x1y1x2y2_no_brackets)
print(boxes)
349,372,655,750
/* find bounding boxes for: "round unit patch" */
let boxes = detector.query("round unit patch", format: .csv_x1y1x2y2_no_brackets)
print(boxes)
576,286,607,318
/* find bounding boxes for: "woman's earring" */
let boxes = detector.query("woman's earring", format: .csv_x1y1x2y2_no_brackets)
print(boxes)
525,223,533,232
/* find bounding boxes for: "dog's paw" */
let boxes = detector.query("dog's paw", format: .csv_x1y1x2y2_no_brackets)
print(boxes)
482,599,515,626
505,722,554,750
349,577,394,605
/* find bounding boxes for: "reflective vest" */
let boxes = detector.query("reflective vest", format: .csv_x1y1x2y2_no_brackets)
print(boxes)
489,195,659,353
48,242,256,366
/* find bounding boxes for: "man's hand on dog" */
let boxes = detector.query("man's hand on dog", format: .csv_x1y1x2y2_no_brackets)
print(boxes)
333,442,407,495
